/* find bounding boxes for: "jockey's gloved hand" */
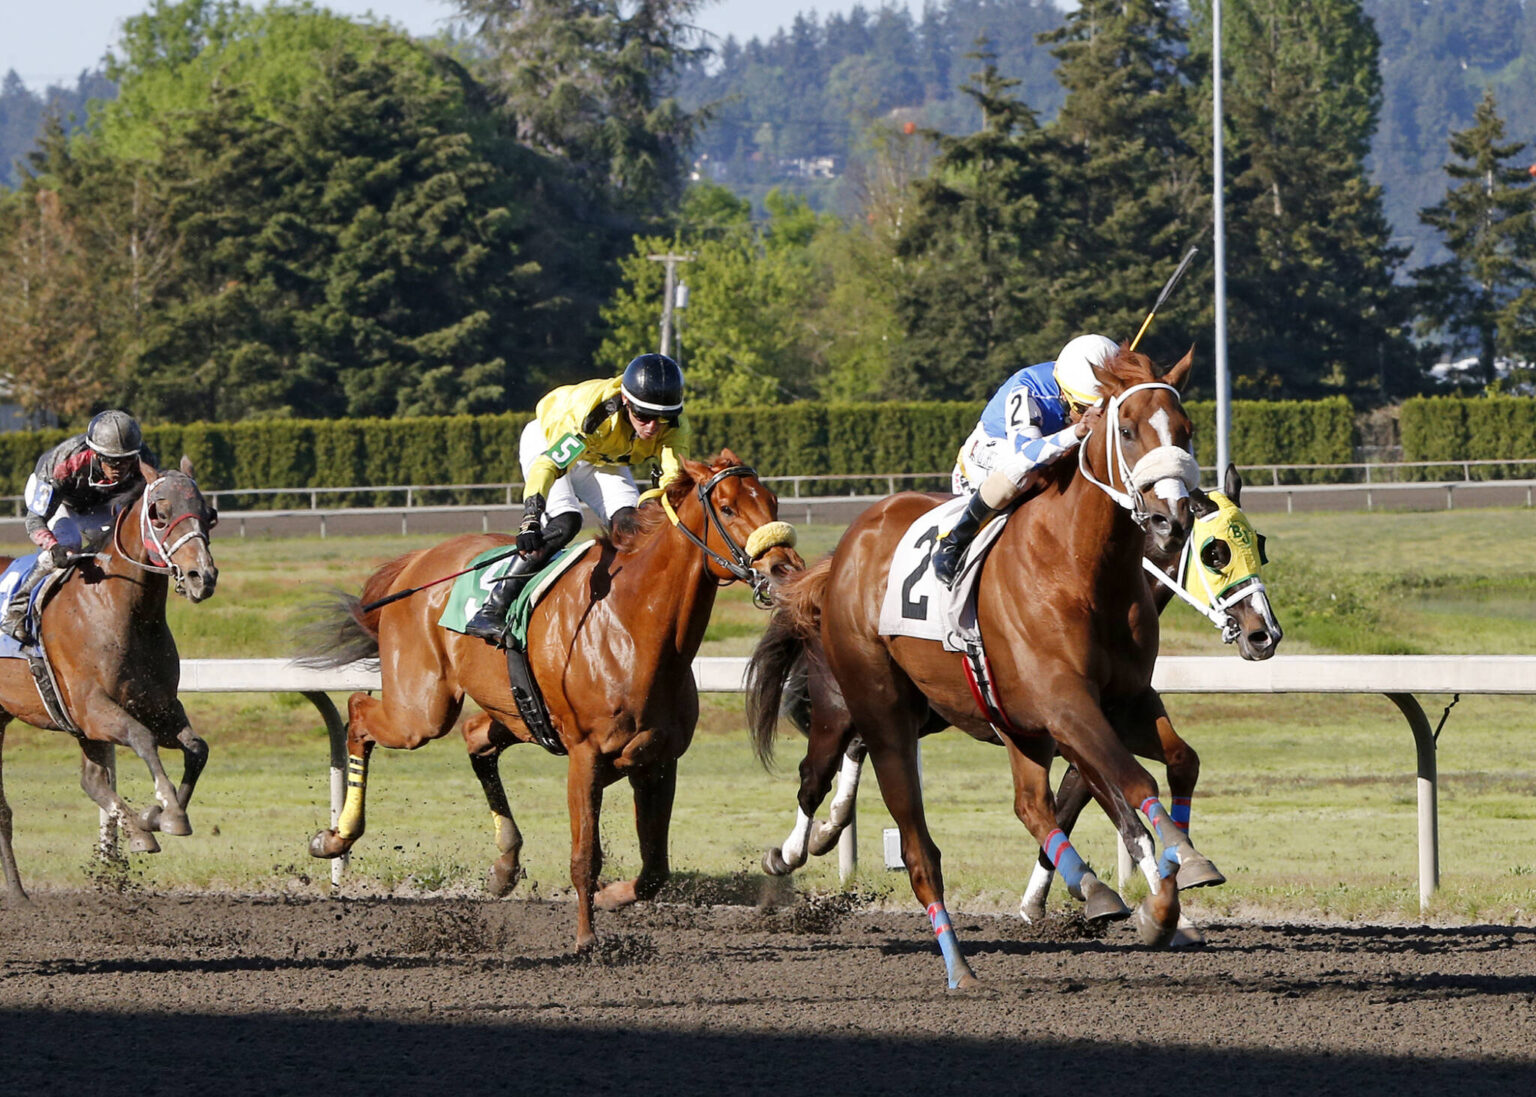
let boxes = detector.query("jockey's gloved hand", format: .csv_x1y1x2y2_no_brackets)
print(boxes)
517,494,546,554
37,544,70,571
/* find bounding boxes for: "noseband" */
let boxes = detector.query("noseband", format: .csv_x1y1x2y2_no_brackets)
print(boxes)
1077,381,1200,527
113,475,212,596
661,465,796,609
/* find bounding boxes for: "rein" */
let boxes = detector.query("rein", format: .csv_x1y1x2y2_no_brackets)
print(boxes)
659,465,796,609
112,475,210,596
1076,381,1200,527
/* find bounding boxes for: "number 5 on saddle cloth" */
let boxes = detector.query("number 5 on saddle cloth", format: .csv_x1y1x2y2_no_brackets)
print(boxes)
438,541,600,755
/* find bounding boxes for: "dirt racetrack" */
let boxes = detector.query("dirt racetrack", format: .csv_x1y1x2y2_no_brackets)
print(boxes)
3,890,1534,1096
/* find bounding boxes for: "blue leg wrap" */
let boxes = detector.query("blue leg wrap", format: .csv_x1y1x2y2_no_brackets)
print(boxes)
1043,828,1088,892
1140,797,1183,851
927,902,967,989
1171,796,1192,832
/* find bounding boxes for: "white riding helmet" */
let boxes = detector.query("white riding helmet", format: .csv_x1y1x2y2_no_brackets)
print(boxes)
1053,334,1119,411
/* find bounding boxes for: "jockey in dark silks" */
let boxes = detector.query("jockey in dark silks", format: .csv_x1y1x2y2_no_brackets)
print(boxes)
2,410,155,643
462,353,688,643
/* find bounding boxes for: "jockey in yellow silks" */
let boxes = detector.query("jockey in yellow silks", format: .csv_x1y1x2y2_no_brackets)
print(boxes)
462,353,688,641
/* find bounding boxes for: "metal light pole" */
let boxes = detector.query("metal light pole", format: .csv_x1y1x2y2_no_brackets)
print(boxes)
1213,0,1231,474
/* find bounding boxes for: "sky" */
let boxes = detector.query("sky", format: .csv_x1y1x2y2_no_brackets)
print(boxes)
2,1,924,91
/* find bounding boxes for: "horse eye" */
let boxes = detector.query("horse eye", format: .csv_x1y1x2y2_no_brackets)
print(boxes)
1119,426,1134,440
721,505,736,518
1201,541,1231,571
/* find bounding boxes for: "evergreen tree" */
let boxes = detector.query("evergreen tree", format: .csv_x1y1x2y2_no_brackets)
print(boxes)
452,0,708,219
889,48,1061,400
1037,0,1205,362
1192,0,1417,397
1413,90,1536,386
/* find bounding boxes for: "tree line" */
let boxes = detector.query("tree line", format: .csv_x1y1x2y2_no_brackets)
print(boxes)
1,0,1533,424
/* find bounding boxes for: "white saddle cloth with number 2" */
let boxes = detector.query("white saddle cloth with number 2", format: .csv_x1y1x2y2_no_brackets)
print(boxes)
876,496,1009,652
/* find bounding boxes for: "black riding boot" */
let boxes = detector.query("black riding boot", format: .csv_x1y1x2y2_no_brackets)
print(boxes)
462,555,541,644
931,493,999,589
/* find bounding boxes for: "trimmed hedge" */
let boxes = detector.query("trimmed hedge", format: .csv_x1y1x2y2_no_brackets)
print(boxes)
0,396,1361,500
1400,396,1536,480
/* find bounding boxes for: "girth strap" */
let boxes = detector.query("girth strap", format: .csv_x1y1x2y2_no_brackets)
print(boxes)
959,642,1045,741
503,642,566,756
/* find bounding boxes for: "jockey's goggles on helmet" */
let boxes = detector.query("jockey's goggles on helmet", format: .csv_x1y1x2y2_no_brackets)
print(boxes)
98,453,138,479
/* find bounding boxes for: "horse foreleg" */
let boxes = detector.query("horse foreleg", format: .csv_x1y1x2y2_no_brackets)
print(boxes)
0,723,28,903
464,717,523,898
157,702,209,812
310,693,377,859
78,739,160,854
596,757,677,912
1006,741,1130,926
80,699,191,838
566,745,605,950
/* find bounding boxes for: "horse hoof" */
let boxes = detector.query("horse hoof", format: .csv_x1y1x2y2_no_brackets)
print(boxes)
1081,878,1133,923
308,829,350,859
594,881,637,912
1175,855,1226,890
158,811,192,837
487,860,523,898
128,831,161,854
1170,916,1206,949
1132,898,1179,948
762,848,794,877
949,970,982,991
1019,896,1047,923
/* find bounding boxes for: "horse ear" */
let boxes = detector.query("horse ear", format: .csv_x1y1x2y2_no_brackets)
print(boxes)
1223,462,1242,505
180,455,197,481
1162,345,1196,391
719,447,742,467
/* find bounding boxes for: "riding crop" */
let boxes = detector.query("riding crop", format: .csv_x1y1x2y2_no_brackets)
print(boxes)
359,547,521,612
1128,245,1200,352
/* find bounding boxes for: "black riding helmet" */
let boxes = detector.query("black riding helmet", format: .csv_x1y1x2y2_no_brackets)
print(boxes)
620,354,684,419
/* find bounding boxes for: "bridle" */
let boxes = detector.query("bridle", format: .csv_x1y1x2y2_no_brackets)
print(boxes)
660,464,796,609
113,474,212,596
1077,381,1200,527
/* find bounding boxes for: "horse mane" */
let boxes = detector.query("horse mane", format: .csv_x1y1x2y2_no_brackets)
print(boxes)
1093,342,1161,397
595,458,704,555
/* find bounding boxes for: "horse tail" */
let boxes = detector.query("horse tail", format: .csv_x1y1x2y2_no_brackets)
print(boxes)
745,558,832,769
296,552,419,668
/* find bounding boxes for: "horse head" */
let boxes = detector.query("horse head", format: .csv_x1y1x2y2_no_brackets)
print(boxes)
1183,465,1283,661
122,456,220,603
665,450,804,607
1079,344,1200,557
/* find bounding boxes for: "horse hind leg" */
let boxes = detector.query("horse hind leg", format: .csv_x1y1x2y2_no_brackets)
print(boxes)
310,693,377,859
596,756,677,913
0,723,29,903
806,738,865,857
764,679,858,876
464,716,523,898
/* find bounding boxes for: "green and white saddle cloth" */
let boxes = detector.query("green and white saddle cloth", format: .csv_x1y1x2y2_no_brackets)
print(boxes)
438,539,599,648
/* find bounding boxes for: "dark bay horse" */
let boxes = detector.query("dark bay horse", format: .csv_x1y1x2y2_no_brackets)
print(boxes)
746,347,1220,987
0,459,219,902
752,467,1284,940
301,451,802,948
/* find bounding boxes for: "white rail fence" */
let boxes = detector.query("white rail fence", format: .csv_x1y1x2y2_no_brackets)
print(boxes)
162,654,1536,910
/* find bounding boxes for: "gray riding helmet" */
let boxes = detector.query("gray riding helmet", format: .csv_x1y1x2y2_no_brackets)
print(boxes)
85,410,143,458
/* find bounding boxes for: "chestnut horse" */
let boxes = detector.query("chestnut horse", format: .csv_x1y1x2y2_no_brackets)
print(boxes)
0,459,219,902
751,466,1283,940
300,451,802,948
745,347,1220,987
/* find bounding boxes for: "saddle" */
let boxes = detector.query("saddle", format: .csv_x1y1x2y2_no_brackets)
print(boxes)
0,558,85,734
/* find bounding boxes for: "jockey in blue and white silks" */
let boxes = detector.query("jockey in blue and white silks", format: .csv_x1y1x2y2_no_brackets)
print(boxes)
931,335,1116,588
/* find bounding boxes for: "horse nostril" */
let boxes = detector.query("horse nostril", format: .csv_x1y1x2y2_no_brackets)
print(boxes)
1248,630,1271,648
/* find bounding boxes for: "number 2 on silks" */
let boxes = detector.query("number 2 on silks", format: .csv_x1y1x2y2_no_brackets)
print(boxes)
546,432,587,469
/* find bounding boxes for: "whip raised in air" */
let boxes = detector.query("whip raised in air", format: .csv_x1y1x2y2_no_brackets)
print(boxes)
1129,246,1200,352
